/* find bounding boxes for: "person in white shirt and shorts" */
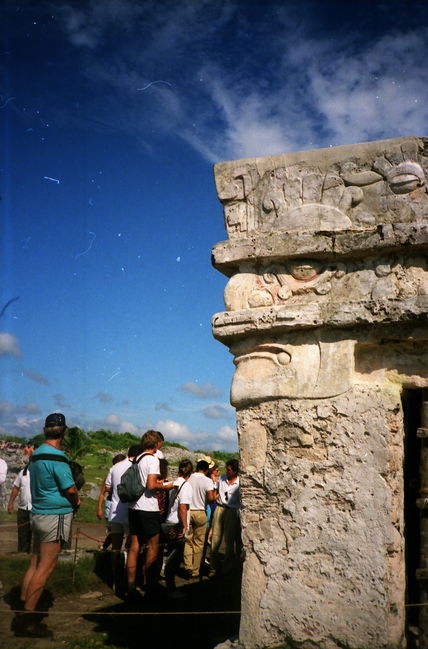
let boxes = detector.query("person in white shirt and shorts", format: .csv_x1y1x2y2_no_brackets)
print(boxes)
127,431,173,596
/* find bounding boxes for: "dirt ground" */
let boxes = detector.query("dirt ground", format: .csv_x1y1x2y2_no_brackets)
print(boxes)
0,524,242,649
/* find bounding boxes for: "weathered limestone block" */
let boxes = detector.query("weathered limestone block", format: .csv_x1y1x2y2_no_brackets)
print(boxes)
214,136,427,243
211,137,428,649
238,388,405,649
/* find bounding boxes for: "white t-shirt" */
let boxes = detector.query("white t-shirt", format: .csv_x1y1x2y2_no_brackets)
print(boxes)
105,458,132,524
0,458,7,485
13,468,32,510
187,472,214,510
166,477,193,529
217,475,240,509
155,449,164,460
130,452,160,512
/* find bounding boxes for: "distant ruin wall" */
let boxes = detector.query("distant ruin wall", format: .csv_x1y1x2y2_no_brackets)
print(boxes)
211,136,428,649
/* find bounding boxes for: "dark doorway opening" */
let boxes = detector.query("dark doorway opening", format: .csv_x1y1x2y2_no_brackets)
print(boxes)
403,389,422,643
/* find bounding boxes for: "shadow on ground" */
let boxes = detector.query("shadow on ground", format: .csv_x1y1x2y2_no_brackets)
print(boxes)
85,571,241,649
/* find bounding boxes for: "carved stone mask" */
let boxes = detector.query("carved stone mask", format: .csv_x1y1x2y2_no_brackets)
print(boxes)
287,259,322,281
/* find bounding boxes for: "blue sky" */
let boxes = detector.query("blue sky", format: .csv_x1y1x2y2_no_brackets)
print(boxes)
0,0,427,451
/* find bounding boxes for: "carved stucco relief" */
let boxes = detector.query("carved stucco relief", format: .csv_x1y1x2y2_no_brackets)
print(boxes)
215,138,427,239
223,255,428,311
230,333,355,406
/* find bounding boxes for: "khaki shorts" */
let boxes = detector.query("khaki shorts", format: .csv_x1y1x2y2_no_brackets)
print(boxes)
31,512,73,544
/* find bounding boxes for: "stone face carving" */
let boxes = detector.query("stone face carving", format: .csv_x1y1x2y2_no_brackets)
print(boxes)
211,137,428,649
230,335,354,405
222,255,428,327
214,136,428,240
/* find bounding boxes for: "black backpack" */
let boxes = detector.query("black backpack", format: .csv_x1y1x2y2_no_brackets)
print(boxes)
29,453,85,490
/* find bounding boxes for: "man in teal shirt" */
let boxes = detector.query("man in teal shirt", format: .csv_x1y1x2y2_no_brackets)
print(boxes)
13,413,79,638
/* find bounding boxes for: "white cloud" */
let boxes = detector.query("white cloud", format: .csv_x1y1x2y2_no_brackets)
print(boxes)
58,0,144,49
155,419,191,442
0,332,20,356
104,413,140,434
0,404,44,436
304,30,428,146
179,382,223,399
54,4,427,164
155,418,238,452
217,425,237,442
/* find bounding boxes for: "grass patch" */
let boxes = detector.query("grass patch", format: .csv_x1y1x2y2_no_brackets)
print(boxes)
74,497,102,524
0,510,16,523
0,555,102,595
63,634,114,649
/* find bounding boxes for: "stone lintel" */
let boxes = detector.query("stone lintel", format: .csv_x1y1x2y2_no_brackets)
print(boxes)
212,296,428,343
212,222,428,276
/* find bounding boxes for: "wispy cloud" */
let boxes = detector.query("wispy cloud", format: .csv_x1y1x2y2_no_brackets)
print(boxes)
179,381,223,399
202,404,234,420
95,391,114,403
22,370,49,385
0,401,43,436
0,332,20,356
53,393,69,408
155,402,174,413
53,2,427,162
16,402,40,414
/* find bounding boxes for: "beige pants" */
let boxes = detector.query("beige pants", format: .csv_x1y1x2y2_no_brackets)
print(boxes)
210,506,241,575
183,510,207,576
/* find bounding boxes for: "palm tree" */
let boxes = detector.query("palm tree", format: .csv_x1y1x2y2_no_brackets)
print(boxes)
62,427,93,461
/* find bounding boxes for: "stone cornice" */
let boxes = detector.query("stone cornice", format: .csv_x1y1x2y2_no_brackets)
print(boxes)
212,222,428,276
212,295,428,342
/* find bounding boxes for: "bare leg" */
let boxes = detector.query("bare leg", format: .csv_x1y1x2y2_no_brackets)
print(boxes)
144,533,159,587
126,534,139,586
20,552,39,602
23,541,61,611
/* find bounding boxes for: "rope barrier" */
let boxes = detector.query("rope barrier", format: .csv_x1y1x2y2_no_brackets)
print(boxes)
1,602,428,615
0,520,109,530
75,528,104,544
0,609,241,616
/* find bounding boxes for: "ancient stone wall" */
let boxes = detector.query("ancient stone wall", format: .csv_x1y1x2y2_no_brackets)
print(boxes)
211,137,428,649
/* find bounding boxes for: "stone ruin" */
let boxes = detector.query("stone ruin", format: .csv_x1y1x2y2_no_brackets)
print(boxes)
211,136,428,649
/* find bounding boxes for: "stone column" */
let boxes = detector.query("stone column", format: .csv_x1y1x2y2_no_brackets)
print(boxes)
211,137,428,649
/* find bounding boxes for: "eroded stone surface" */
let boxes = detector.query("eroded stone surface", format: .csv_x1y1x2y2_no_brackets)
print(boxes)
211,137,428,649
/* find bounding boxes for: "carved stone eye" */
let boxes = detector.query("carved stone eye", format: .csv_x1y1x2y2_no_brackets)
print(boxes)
287,259,322,280
386,162,425,195
277,351,292,366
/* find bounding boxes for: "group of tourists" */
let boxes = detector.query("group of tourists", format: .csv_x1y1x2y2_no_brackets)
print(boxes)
4,413,241,639
97,428,241,601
